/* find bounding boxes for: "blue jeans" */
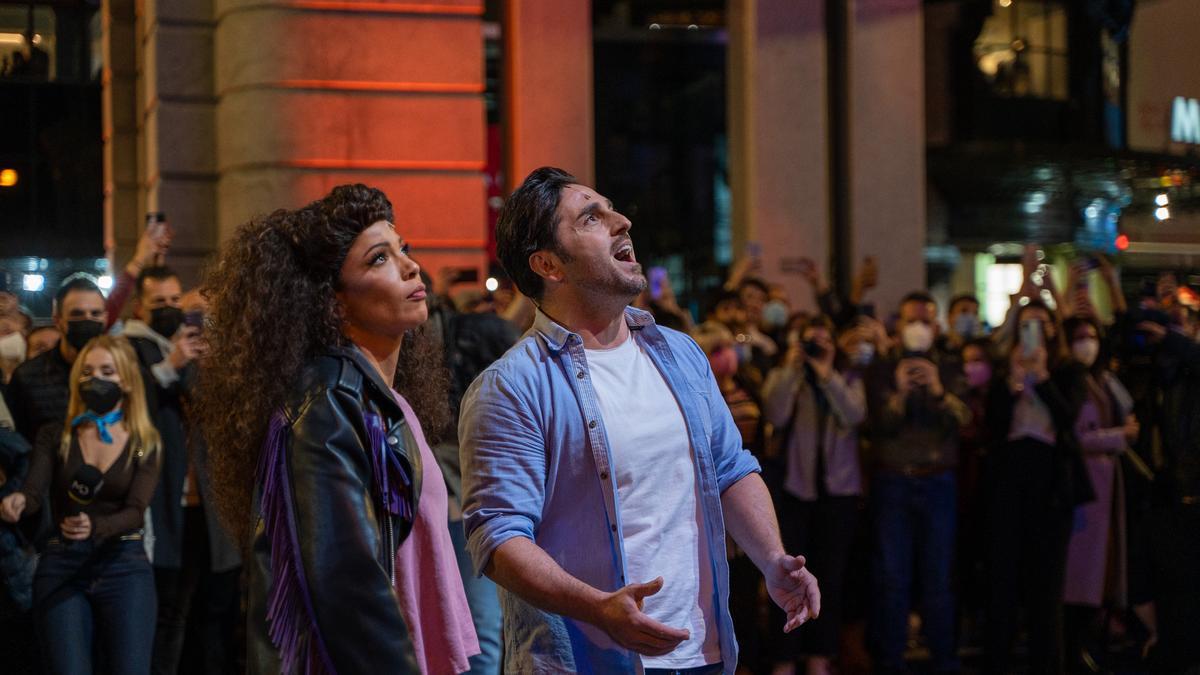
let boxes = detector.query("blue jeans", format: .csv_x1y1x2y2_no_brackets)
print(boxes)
449,518,502,675
34,537,157,674
871,470,959,671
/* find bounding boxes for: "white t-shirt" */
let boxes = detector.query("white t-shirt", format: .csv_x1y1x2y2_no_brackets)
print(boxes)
585,333,721,669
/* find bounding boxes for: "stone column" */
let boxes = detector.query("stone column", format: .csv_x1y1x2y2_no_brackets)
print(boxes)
214,0,488,277
727,0,830,311
846,0,926,315
102,0,141,274
140,0,218,287
502,0,593,187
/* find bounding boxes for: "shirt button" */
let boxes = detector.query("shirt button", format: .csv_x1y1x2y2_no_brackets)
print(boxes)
577,370,585,379
588,419,597,429
611,524,617,532
600,471,609,480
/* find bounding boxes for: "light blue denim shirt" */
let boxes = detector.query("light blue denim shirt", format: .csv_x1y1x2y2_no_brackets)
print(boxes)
459,306,761,674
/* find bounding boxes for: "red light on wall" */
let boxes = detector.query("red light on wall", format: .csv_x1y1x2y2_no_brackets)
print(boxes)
1115,234,1130,251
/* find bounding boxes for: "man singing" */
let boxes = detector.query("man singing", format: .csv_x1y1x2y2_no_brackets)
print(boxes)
459,167,821,674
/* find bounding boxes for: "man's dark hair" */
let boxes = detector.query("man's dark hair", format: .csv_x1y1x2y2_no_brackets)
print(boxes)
739,277,770,295
53,273,103,315
136,265,180,299
495,167,577,300
949,294,979,313
899,290,937,310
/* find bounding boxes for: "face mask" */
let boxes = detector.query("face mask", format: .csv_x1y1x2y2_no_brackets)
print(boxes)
0,331,25,363
852,342,875,366
709,346,738,378
1072,338,1100,368
953,312,981,339
762,300,789,329
149,306,184,338
65,319,105,351
964,361,992,389
901,322,935,353
79,377,123,415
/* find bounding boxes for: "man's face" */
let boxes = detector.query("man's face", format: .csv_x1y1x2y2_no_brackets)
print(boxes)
55,290,107,336
898,300,938,333
134,276,183,321
739,285,767,324
548,184,645,300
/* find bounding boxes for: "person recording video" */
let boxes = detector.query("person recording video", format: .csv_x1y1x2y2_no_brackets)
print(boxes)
0,335,161,674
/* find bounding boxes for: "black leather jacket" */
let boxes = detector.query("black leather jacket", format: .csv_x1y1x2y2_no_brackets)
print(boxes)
247,346,423,674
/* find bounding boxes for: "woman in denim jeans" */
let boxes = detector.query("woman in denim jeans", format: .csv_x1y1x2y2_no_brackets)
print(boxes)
0,335,161,673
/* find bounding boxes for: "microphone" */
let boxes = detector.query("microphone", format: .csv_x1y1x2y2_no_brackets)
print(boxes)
66,465,105,516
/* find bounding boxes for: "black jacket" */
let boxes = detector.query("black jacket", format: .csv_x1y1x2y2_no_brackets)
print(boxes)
3,346,70,443
247,346,423,674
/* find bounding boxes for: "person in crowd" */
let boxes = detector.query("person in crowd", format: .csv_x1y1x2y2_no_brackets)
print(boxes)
1,335,161,673
864,291,970,674
983,300,1087,674
1061,315,1138,671
762,315,866,675
4,274,108,443
116,264,216,674
938,294,984,354
103,217,173,330
1128,315,1200,671
426,279,518,675
194,185,478,673
0,393,36,673
955,337,994,640
25,325,61,361
459,167,820,674
692,321,763,453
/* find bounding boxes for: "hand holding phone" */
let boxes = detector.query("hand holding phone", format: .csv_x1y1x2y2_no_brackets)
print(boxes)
1020,319,1042,359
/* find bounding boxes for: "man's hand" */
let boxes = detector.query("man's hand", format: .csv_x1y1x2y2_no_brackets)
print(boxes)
763,553,821,632
168,326,204,370
910,359,944,398
591,577,690,656
895,360,918,396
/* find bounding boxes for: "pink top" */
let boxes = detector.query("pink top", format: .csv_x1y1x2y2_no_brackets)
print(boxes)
392,392,480,674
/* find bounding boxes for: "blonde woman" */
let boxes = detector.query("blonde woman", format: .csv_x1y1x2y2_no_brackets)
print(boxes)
0,335,161,673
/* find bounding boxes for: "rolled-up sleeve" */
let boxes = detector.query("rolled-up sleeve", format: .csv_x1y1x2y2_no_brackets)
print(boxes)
458,370,547,577
693,346,760,493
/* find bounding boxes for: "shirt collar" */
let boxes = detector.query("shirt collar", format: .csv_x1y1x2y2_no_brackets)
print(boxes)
533,306,656,354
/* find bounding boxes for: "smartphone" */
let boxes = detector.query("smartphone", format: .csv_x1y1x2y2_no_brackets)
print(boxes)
648,266,668,300
1020,319,1042,358
183,310,204,333
802,340,825,359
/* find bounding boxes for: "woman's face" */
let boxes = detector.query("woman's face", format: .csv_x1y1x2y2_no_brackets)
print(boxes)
1072,323,1098,343
80,347,121,387
337,221,427,338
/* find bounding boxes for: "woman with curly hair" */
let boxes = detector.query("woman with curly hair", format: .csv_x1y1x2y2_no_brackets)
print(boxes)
193,185,478,673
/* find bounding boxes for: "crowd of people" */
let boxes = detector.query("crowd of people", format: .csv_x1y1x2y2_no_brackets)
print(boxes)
0,170,1197,675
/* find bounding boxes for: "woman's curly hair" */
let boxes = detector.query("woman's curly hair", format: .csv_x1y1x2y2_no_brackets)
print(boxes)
193,184,450,544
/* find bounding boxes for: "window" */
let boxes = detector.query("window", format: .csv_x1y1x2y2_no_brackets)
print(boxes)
973,0,1069,101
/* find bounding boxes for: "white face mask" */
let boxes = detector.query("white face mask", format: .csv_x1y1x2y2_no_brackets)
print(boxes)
0,331,26,364
900,322,935,353
1072,337,1100,367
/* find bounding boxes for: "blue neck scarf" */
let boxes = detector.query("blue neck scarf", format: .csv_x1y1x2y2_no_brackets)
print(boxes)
71,409,124,444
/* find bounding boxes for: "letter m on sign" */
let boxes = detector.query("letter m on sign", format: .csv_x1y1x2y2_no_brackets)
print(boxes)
1171,97,1200,145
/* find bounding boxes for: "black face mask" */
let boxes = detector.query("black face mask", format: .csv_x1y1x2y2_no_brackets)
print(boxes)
79,378,123,415
149,306,184,338
65,320,105,351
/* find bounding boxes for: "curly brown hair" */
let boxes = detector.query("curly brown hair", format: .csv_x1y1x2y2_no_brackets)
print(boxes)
193,184,451,545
